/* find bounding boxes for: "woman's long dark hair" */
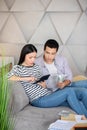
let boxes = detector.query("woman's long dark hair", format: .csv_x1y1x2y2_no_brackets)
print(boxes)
18,44,37,65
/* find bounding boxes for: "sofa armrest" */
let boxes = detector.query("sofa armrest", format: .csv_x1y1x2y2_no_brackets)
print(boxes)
73,75,87,81
8,80,29,115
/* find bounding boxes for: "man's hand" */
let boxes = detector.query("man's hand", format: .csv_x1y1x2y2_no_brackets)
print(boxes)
57,80,71,89
57,82,65,89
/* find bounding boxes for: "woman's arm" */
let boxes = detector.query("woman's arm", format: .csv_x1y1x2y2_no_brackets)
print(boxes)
8,75,36,82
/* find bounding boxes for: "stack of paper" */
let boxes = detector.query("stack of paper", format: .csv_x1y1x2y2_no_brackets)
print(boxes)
48,114,87,130
75,115,87,123
48,120,76,130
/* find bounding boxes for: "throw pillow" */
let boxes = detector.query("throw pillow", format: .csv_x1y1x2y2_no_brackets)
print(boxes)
8,80,29,114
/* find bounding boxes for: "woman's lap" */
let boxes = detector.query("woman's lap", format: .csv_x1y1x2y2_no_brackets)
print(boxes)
31,88,75,108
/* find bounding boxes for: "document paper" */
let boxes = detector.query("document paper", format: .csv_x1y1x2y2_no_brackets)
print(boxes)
48,120,76,130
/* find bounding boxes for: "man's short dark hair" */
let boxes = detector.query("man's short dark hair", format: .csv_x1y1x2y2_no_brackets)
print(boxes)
44,39,59,52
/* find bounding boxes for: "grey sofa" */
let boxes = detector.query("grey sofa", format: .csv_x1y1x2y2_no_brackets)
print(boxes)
9,81,75,130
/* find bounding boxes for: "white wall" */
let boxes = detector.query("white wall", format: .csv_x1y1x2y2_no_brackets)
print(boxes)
0,0,87,76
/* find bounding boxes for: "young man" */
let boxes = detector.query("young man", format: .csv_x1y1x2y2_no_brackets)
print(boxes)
35,39,87,108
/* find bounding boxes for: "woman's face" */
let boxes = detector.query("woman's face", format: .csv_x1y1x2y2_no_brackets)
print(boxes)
24,52,37,66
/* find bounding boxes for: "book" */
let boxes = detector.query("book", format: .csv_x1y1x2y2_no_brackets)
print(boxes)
34,74,50,84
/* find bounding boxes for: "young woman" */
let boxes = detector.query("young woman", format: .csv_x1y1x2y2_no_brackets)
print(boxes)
8,44,87,117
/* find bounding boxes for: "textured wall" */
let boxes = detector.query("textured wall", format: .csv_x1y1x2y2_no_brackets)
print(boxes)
0,0,87,76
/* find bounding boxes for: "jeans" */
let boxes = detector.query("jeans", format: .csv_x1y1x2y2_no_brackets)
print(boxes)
60,80,87,112
61,88,87,105
31,87,87,117
71,80,87,88
74,88,87,108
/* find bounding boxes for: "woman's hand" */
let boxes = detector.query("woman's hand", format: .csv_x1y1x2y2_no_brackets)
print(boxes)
37,81,47,88
25,76,37,82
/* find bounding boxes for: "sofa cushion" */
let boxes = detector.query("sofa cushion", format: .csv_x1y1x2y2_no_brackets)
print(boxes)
8,80,29,114
14,105,76,130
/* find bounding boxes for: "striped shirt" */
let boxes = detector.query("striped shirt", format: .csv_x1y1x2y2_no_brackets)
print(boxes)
8,64,52,102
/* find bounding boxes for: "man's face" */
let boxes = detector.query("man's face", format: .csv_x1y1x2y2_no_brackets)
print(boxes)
44,46,57,64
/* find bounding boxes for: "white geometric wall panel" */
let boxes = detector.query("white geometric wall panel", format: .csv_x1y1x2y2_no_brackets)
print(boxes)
0,0,87,77
40,0,51,8
0,14,26,43
68,45,87,74
79,0,87,11
4,0,15,9
50,12,81,44
0,0,8,11
47,0,81,11
67,13,87,45
0,13,9,31
14,12,44,41
11,0,44,11
0,43,19,58
29,14,62,45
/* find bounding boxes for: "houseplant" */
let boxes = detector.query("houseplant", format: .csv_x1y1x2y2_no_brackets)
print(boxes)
0,60,14,130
